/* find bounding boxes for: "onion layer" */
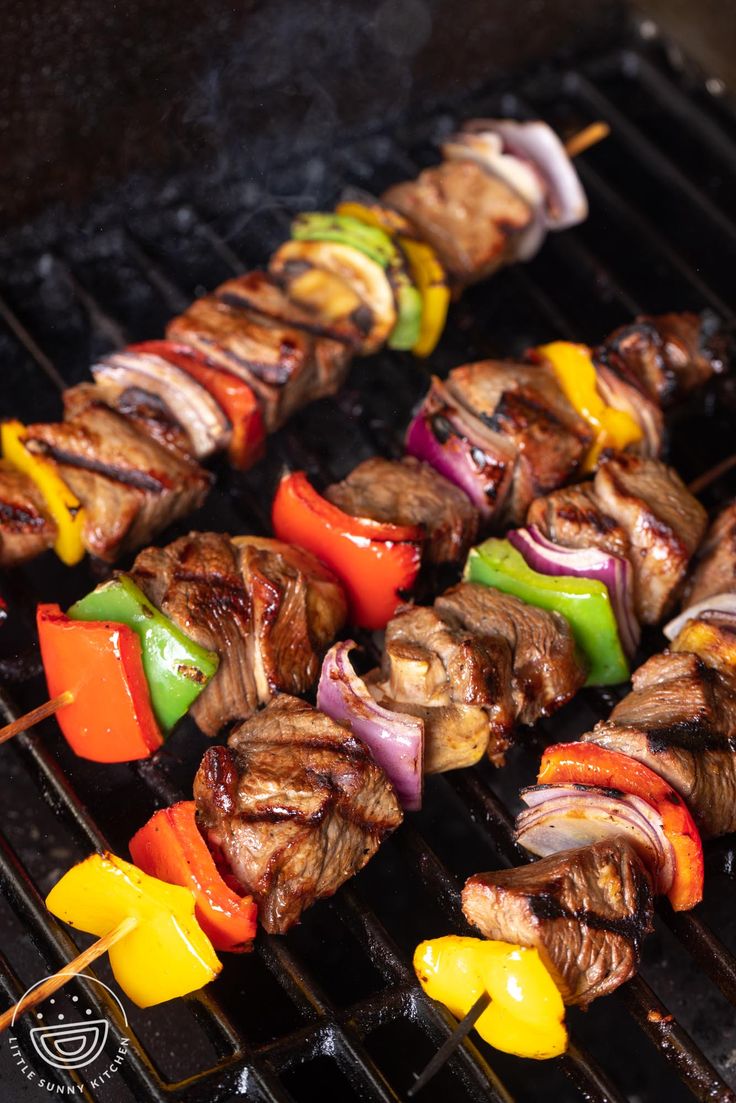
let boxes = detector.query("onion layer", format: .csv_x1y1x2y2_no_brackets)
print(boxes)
664,593,736,641
508,526,639,657
517,783,675,896
317,640,424,810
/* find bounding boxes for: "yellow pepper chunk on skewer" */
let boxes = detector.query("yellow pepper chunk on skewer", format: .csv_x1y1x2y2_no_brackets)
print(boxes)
1,419,86,565
414,935,567,1060
46,853,221,1008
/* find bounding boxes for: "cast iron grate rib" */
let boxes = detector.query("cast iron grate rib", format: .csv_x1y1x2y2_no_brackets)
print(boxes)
1,37,736,1103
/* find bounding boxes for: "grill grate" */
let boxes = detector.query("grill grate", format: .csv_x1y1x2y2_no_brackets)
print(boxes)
2,34,736,1103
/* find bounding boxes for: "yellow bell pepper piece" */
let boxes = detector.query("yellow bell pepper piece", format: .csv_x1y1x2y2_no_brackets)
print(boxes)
1,419,86,565
538,342,642,472
46,852,221,1008
335,200,449,358
414,935,567,1060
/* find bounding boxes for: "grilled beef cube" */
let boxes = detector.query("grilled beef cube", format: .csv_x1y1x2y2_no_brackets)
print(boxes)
65,380,194,459
131,533,346,735
586,650,736,838
215,270,356,347
194,694,402,933
598,311,724,408
526,482,631,561
685,501,736,608
594,454,707,624
324,457,479,566
446,361,592,523
167,293,351,432
383,159,532,285
23,401,210,562
0,461,57,566
380,602,513,763
462,839,654,1006
435,583,586,729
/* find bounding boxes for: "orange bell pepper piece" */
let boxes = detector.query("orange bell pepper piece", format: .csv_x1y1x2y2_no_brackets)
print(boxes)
37,604,163,762
130,341,265,469
271,470,423,629
129,801,257,952
538,741,704,911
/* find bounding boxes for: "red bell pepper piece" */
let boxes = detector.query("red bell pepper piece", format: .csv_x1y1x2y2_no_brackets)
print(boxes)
538,742,704,912
272,470,423,630
130,340,265,469
37,604,163,762
129,801,257,952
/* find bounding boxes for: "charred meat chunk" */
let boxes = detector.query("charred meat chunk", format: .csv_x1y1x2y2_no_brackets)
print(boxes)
194,695,402,933
597,311,725,408
131,533,346,735
685,501,736,609
383,159,532,285
324,456,479,566
0,461,57,566
23,400,211,562
586,650,736,838
594,454,707,624
526,482,631,562
64,380,194,460
462,839,654,1006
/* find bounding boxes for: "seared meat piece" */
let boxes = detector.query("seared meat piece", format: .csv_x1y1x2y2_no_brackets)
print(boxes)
526,482,631,561
446,360,592,523
597,311,724,408
215,270,356,347
324,457,479,566
194,695,402,932
23,401,210,562
131,533,346,735
380,602,514,763
586,650,736,837
65,381,194,459
0,461,57,566
685,501,736,608
462,839,654,1006
383,159,532,285
594,454,707,623
435,583,586,728
167,294,351,432
92,349,231,459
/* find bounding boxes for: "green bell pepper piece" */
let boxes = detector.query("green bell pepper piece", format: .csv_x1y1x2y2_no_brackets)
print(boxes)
464,539,629,687
68,574,219,732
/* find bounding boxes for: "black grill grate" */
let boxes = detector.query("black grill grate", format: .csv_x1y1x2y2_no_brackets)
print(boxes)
2,35,736,1103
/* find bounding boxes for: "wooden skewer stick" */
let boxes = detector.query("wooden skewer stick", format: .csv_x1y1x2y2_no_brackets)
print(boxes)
688,453,736,496
0,915,137,1033
565,121,610,158
0,690,74,746
407,991,491,1097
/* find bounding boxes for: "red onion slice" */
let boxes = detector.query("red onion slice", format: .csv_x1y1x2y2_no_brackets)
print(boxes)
508,526,640,657
595,363,664,458
517,783,675,895
317,640,424,811
464,119,588,230
663,593,736,641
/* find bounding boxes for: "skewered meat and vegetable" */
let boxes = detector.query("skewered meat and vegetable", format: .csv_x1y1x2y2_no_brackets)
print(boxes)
683,500,736,608
194,694,403,933
462,840,654,1007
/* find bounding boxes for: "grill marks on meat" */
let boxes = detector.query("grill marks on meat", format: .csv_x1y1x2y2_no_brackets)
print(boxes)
593,454,707,623
131,532,346,735
527,483,631,561
0,461,57,566
376,582,584,767
23,400,211,562
167,282,351,432
65,380,194,460
324,456,479,566
445,360,592,524
383,160,532,285
597,311,723,408
685,502,736,608
462,840,654,1006
194,695,402,933
585,650,736,838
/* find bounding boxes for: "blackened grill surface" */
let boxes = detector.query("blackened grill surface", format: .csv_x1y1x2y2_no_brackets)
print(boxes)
2,36,736,1103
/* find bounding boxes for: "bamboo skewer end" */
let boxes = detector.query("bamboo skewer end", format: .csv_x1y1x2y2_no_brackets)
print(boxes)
565,121,610,158
0,690,74,746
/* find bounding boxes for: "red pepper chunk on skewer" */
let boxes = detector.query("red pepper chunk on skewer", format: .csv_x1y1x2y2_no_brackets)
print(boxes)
538,742,704,912
272,470,423,630
37,604,163,762
130,801,257,953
